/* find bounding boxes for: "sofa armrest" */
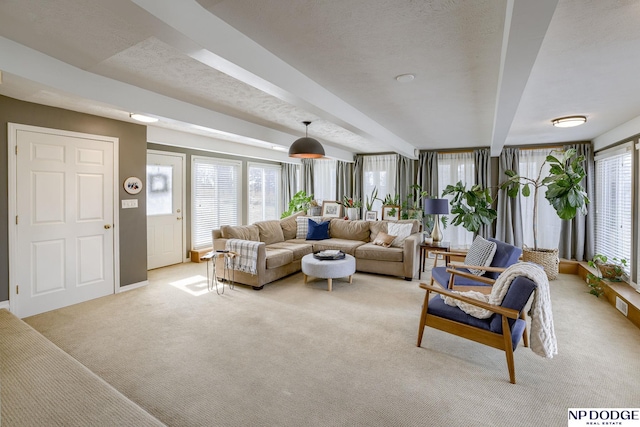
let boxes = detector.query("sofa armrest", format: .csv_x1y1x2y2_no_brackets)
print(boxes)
403,233,420,279
212,230,267,278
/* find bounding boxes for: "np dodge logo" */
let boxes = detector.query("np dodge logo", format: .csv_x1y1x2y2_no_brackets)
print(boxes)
568,409,640,426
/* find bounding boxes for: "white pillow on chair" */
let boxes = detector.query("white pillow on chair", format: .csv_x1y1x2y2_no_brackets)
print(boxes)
464,236,497,276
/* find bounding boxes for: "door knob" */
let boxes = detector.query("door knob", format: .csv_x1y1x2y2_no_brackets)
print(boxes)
177,217,182,221
104,224,112,229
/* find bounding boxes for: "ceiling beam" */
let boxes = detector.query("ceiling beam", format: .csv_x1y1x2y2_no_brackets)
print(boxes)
490,0,559,156
130,0,418,159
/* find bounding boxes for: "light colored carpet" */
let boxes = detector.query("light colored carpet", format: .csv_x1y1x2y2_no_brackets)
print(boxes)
23,264,640,426
0,309,164,426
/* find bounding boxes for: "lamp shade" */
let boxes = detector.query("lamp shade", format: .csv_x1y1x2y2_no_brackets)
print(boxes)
423,198,449,215
288,137,325,158
289,121,325,158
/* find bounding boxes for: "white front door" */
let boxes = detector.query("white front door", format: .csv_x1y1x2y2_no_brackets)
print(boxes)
146,151,184,270
12,125,116,318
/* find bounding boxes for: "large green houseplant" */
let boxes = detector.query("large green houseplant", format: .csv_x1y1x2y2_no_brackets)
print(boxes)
500,148,590,279
281,190,314,218
441,182,497,234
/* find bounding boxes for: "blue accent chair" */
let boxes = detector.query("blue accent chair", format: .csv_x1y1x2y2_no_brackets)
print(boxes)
430,238,522,293
417,275,537,384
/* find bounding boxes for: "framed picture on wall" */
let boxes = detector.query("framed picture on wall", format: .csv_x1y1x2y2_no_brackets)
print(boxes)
365,211,378,221
321,201,342,218
382,205,400,221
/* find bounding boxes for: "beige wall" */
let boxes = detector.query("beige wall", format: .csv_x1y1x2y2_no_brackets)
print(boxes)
0,95,148,302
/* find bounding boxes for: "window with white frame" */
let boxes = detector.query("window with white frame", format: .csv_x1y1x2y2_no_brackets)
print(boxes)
191,156,242,250
313,159,337,203
248,162,281,224
438,152,475,249
594,143,632,275
363,154,397,216
518,149,562,250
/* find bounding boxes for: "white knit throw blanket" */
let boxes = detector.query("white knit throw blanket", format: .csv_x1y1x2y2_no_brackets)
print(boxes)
441,262,558,358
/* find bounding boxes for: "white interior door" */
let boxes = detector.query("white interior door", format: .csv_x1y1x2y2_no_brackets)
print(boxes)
147,151,184,269
13,126,116,318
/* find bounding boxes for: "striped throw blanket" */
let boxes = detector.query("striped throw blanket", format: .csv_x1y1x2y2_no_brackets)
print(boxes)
225,239,262,275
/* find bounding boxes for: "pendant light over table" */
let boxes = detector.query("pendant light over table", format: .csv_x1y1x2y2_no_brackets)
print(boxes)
289,121,325,158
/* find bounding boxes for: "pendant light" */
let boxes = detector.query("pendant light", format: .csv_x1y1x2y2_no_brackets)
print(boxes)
288,121,325,158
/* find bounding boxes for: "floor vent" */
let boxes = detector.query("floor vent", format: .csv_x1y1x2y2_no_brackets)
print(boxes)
615,296,629,317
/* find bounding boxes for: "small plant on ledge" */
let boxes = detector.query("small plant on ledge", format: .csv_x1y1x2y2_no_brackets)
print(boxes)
585,272,605,298
588,254,628,282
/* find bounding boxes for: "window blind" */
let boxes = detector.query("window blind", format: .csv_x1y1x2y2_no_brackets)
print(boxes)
594,147,632,272
192,157,241,250
248,162,281,224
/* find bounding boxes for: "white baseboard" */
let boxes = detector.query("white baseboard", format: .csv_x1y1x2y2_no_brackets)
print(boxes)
0,300,10,310
117,280,149,293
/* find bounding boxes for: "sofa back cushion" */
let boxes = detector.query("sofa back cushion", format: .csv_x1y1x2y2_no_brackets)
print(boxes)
329,219,370,241
220,224,260,242
368,221,388,242
280,211,304,240
397,219,421,234
255,220,285,245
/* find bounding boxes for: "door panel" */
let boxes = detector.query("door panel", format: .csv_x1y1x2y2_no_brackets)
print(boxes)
14,127,115,318
147,151,184,269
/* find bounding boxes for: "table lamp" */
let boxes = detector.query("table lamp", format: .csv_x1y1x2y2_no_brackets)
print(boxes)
424,198,449,243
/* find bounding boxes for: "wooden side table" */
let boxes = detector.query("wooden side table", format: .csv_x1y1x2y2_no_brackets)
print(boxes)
418,241,450,280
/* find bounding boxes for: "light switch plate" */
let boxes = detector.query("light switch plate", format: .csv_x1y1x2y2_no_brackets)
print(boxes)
122,199,138,209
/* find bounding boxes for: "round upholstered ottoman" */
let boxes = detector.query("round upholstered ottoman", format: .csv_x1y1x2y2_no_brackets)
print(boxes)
301,253,356,291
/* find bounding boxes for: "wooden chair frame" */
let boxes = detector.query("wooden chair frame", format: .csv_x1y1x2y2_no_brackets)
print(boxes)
429,255,509,294
416,282,529,384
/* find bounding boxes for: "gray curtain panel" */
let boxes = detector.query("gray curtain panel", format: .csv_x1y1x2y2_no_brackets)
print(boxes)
397,155,417,210
495,147,523,247
301,158,314,197
474,148,492,239
418,151,439,198
559,143,595,261
336,160,354,202
281,163,299,210
353,155,364,209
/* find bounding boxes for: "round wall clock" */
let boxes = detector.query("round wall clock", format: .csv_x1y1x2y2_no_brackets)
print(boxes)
123,176,143,195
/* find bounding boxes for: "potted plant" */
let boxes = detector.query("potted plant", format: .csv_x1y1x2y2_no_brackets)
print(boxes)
281,190,314,218
341,196,362,220
588,254,628,281
441,181,497,234
585,272,605,298
500,148,590,279
365,186,379,218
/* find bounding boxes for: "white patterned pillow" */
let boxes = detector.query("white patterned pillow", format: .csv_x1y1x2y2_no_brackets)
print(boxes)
464,236,498,276
387,222,414,248
296,216,323,239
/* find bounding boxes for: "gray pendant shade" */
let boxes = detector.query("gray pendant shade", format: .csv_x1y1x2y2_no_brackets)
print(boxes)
289,121,325,158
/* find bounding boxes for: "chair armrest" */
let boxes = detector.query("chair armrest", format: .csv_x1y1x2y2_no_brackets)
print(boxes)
419,282,519,319
446,268,496,285
448,262,507,273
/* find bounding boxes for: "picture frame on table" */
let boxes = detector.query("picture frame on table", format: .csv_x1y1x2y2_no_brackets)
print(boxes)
382,205,400,221
321,201,342,218
365,211,378,221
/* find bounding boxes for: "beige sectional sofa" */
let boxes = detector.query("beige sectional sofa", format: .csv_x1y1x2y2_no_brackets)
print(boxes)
211,214,421,290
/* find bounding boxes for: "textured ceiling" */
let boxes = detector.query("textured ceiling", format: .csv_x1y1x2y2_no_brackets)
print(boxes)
1,0,640,161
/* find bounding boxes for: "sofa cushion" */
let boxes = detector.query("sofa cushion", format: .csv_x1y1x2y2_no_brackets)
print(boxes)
307,220,330,240
397,219,421,234
255,220,285,245
388,222,413,247
372,231,396,248
329,219,370,241
220,224,260,241
355,243,403,262
265,248,294,269
368,221,388,242
267,242,313,261
311,238,366,256
280,211,304,240
296,216,323,239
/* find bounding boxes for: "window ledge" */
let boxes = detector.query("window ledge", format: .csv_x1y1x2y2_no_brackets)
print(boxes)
577,262,640,330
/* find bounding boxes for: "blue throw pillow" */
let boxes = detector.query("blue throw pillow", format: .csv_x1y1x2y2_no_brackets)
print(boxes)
306,219,330,240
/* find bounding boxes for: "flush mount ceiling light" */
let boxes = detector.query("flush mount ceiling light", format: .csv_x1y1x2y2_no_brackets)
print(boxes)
395,73,415,83
129,113,158,123
288,121,325,158
551,116,586,128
